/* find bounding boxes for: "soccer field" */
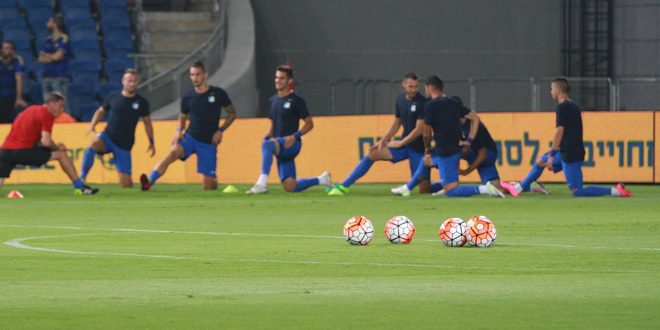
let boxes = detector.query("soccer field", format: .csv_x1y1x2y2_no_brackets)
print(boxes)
1,184,658,329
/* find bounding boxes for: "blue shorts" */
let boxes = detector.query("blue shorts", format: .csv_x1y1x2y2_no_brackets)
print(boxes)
275,137,302,181
466,149,500,184
178,133,217,177
98,133,131,174
562,161,583,191
390,146,425,176
540,152,563,173
434,152,461,186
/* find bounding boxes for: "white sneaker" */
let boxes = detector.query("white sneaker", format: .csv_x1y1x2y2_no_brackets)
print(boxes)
246,184,268,194
431,189,446,197
318,171,333,188
390,184,410,197
486,181,505,198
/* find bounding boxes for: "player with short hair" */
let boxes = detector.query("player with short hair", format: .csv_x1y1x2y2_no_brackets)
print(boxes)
246,65,331,194
140,61,237,190
0,41,27,123
79,69,154,188
327,72,431,195
500,78,632,197
421,75,504,198
0,92,98,194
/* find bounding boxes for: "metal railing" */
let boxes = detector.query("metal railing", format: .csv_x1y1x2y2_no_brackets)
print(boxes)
132,0,227,111
294,77,660,115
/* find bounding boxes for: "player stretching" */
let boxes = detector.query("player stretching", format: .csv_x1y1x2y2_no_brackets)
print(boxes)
0,92,98,194
328,73,434,195
140,62,237,190
500,78,632,197
421,76,504,198
393,96,505,196
79,69,154,188
246,65,331,194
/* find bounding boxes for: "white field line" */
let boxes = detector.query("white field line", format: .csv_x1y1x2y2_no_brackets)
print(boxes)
3,233,652,274
1,224,658,252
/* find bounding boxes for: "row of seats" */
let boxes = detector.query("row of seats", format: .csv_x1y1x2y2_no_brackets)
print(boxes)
0,0,135,121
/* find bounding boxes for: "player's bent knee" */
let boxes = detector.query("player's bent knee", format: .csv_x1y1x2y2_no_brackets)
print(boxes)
282,179,296,192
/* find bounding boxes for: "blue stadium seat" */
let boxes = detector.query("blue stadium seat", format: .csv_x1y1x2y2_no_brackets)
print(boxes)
0,16,26,32
99,7,128,21
100,18,130,35
64,17,96,30
69,26,98,43
98,0,128,11
16,0,51,11
104,58,134,82
70,39,101,53
69,60,101,75
104,27,132,43
3,26,32,51
63,7,91,24
105,48,130,60
0,2,16,10
77,103,100,122
74,47,101,63
71,69,100,86
29,80,43,104
96,82,121,101
104,34,133,53
59,0,90,11
25,7,52,29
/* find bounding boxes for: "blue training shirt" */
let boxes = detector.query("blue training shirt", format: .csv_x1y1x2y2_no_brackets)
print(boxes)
181,86,232,144
40,34,71,79
424,96,471,157
0,55,24,98
269,92,310,138
395,92,427,153
102,91,150,151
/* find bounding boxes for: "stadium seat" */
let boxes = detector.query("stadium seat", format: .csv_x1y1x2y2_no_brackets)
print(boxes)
104,58,134,82
69,26,98,43
70,39,101,53
104,34,134,53
63,16,96,30
59,0,91,11
16,0,52,11
69,60,101,75
3,26,32,51
99,7,128,22
0,16,27,32
97,0,128,11
105,48,130,60
104,27,132,43
78,103,100,122
96,82,121,101
63,7,92,24
71,69,100,86
100,18,130,35
25,7,52,29
74,47,101,63
0,2,16,11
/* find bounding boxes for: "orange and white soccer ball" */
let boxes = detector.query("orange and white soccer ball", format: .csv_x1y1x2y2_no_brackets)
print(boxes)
438,218,467,247
384,216,416,244
343,216,374,245
466,215,497,247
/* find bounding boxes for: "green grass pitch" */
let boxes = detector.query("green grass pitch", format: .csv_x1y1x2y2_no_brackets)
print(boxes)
0,184,658,329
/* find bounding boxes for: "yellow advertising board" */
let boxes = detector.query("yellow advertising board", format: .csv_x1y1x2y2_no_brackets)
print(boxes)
0,112,657,185
656,112,660,183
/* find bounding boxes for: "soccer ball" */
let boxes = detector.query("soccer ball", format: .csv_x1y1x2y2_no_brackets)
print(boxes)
384,216,416,244
438,218,467,247
343,216,374,245
466,215,497,248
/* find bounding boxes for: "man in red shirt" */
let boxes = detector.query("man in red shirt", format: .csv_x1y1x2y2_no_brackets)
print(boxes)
0,92,99,194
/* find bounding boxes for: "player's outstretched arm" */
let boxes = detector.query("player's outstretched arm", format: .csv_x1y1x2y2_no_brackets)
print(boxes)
85,107,105,136
142,116,156,157
389,119,423,149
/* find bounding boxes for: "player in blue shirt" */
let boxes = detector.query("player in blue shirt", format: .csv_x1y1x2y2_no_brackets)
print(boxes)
327,73,433,196
421,76,505,198
246,65,332,194
0,41,27,123
500,78,632,197
140,61,237,190
38,16,71,113
79,69,154,188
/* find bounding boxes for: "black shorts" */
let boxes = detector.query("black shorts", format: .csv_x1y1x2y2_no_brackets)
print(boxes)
0,147,52,178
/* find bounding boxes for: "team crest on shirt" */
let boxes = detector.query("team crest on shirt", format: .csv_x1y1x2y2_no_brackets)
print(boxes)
411,104,417,112
283,101,291,109
132,102,139,110
208,95,215,103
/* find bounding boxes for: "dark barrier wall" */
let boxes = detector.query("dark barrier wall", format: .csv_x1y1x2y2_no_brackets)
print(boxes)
251,0,563,115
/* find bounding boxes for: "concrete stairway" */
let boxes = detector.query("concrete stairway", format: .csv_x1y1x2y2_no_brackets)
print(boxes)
139,1,217,78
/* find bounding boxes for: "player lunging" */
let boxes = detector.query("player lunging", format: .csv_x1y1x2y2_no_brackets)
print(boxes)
328,73,433,195
500,77,632,197
246,65,331,194
79,69,154,188
0,92,98,194
140,62,237,190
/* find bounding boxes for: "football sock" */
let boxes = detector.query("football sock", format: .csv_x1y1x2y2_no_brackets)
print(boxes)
431,182,443,193
73,178,84,189
520,164,544,191
342,157,374,187
572,186,612,197
294,178,319,192
148,170,161,185
80,148,96,180
256,174,268,187
445,185,480,197
405,162,430,190
260,140,276,175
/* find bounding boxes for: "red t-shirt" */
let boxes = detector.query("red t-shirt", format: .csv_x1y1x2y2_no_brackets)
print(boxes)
1,105,54,149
